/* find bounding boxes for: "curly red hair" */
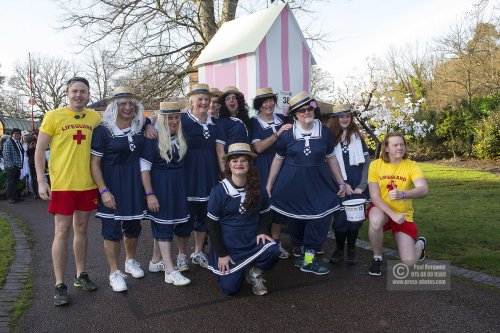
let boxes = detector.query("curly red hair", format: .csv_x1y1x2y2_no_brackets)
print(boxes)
223,155,260,214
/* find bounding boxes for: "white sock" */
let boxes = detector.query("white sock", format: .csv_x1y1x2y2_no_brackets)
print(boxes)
374,255,383,261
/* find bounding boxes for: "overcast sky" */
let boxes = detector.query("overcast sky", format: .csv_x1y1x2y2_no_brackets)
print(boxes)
0,0,493,87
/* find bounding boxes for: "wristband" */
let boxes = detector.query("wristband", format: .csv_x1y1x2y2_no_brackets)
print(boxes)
100,188,109,195
338,182,346,186
401,191,406,201
146,191,155,196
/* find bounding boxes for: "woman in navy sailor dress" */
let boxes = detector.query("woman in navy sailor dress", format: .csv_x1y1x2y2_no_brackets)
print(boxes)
181,84,221,270
206,143,279,296
92,124,146,221
266,92,346,275
90,92,147,291
215,86,251,172
325,106,371,265
140,102,191,286
250,88,293,259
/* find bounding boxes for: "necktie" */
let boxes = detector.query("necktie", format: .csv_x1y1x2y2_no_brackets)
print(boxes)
302,133,312,155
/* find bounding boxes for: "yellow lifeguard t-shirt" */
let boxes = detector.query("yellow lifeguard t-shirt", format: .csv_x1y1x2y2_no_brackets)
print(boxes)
368,158,425,222
40,107,102,191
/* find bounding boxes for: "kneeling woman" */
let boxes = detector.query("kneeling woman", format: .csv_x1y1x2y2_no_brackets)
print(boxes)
206,143,279,296
140,102,190,286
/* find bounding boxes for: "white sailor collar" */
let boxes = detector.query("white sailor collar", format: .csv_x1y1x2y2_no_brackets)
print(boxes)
293,119,322,140
221,179,245,198
255,113,284,130
187,110,215,126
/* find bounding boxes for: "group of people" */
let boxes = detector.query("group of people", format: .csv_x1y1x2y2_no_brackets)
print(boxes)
1,128,39,203
34,77,428,306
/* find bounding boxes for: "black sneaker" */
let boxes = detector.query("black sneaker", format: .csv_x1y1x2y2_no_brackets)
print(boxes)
345,249,357,265
54,283,70,306
292,246,302,258
294,255,305,268
417,236,427,261
368,258,382,276
74,272,97,291
329,249,344,264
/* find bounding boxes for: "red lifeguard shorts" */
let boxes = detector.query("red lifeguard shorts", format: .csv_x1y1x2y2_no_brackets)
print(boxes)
367,204,418,240
48,189,99,216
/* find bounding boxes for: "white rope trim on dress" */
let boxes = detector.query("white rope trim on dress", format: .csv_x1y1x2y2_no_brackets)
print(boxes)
207,241,276,276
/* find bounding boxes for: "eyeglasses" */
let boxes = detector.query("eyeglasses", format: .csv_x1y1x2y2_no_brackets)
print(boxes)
297,106,315,114
74,113,86,119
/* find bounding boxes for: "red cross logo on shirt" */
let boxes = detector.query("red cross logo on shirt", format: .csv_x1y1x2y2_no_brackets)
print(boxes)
387,180,397,191
73,130,86,144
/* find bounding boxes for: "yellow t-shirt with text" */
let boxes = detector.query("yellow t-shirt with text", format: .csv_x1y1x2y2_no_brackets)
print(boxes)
368,158,425,222
40,107,102,191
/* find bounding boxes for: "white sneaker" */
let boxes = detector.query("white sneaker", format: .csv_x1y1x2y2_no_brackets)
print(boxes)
149,260,165,272
109,270,127,292
165,270,191,286
279,245,290,259
176,254,190,272
190,252,209,268
125,258,145,278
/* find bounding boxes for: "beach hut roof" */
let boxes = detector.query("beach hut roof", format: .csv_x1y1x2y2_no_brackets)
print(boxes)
194,3,315,66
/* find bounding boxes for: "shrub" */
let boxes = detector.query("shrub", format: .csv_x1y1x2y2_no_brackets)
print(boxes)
473,111,500,158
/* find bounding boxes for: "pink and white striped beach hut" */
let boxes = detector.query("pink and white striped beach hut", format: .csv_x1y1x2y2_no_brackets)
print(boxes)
194,2,316,114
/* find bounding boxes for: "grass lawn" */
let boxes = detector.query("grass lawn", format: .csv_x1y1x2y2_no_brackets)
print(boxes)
0,216,15,286
358,162,500,277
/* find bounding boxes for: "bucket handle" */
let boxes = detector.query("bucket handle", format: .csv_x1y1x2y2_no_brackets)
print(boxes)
341,193,367,204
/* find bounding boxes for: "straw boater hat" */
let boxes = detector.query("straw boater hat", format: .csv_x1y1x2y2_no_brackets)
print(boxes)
159,102,182,114
253,87,278,100
187,83,210,96
288,91,315,113
220,86,243,99
223,143,256,159
209,87,222,97
332,104,354,116
111,86,136,99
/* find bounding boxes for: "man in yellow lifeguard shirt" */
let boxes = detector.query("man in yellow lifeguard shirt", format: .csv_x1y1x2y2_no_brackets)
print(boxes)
366,132,429,276
35,77,102,306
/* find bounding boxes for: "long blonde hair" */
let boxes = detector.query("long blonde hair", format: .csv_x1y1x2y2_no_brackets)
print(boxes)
157,113,187,163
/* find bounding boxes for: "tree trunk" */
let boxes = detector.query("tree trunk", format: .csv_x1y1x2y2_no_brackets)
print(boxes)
221,0,239,24
194,0,217,44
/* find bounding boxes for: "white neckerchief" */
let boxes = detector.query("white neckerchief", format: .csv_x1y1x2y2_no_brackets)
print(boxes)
256,114,283,134
333,133,365,180
188,110,214,139
293,119,321,155
221,178,247,215
171,136,180,151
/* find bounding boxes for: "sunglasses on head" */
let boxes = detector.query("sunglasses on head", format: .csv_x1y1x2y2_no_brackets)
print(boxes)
74,113,86,119
297,106,315,114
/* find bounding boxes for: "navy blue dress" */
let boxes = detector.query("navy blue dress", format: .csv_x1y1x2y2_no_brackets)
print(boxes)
91,123,146,220
250,113,286,190
181,110,220,202
270,120,340,219
339,139,370,198
216,117,250,153
207,179,278,276
141,136,189,224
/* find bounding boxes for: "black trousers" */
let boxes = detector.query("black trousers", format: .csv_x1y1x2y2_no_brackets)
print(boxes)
29,165,38,197
6,166,21,201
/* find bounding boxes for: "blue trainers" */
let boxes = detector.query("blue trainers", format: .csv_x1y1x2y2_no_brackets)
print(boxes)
300,258,330,275
418,236,427,261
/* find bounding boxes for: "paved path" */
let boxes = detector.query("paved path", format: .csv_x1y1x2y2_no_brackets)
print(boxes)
1,198,499,333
